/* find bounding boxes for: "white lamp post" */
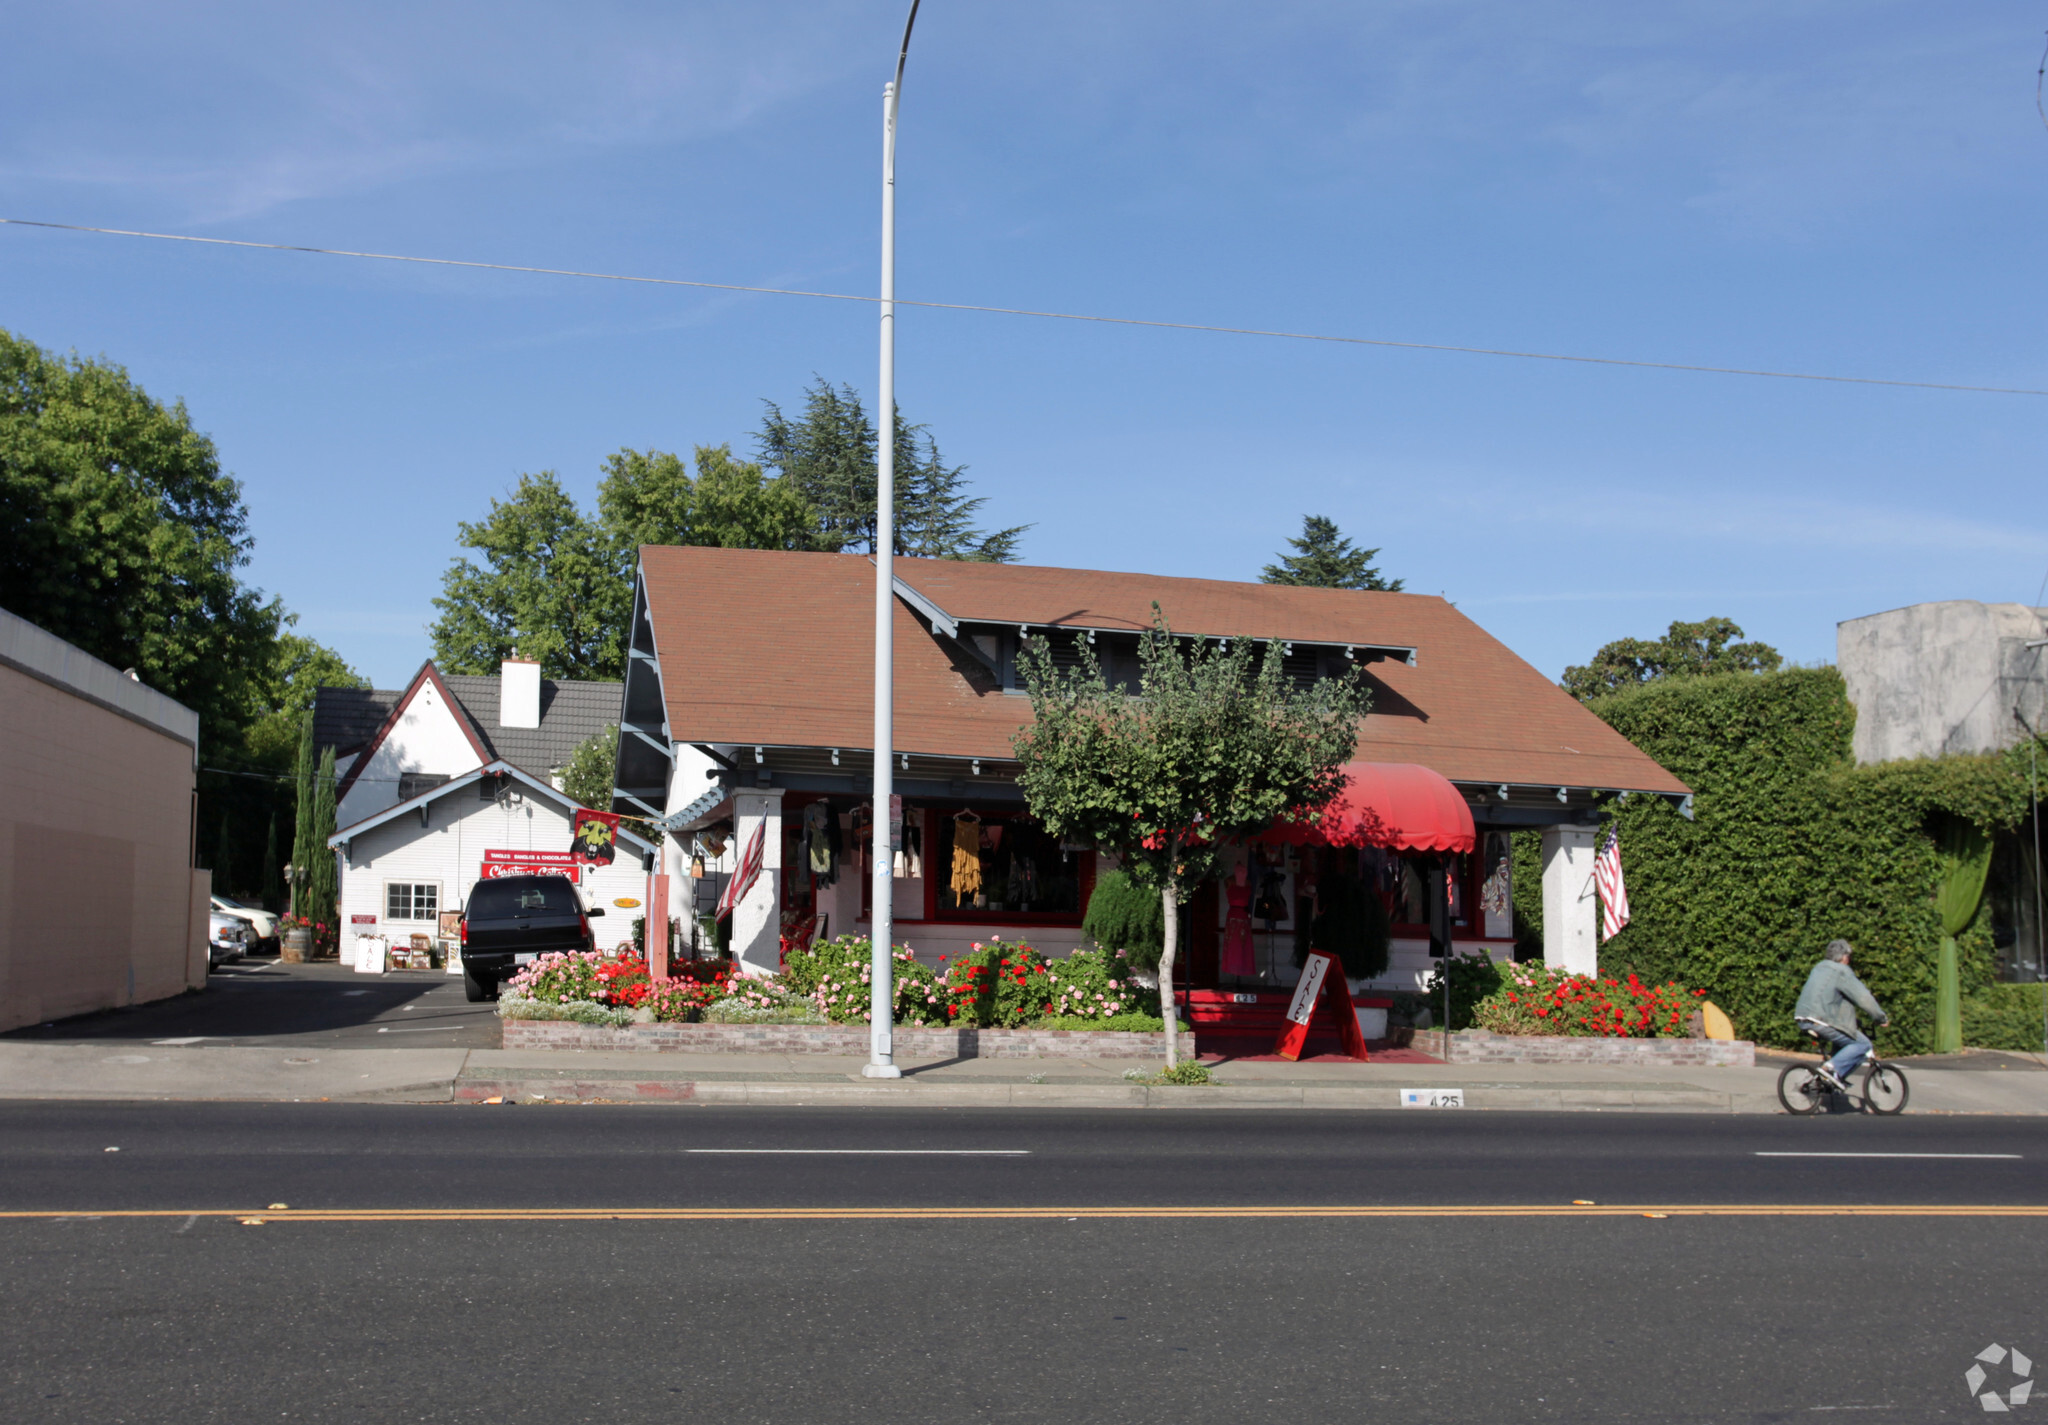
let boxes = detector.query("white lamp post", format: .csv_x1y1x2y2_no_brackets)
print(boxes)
865,0,924,1079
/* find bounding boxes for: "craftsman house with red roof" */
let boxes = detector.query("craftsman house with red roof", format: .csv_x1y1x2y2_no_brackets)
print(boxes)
612,546,1689,1016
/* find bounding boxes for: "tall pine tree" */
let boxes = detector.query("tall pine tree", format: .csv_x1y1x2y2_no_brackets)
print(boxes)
1260,515,1403,591
755,378,1027,561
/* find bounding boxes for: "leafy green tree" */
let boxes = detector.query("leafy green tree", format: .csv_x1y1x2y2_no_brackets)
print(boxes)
429,472,629,680
1261,515,1403,591
597,444,814,557
0,326,282,753
244,626,368,766
756,378,1026,561
1561,617,1783,703
1012,612,1367,1065
561,724,619,810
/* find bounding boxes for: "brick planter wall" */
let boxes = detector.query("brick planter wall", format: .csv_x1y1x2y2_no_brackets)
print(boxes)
500,1018,1167,1059
1408,1029,1754,1067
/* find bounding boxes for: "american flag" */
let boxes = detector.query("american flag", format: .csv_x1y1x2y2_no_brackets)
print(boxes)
1595,830,1630,943
716,821,767,920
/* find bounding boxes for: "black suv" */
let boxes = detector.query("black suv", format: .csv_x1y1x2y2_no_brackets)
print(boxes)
459,874,604,1002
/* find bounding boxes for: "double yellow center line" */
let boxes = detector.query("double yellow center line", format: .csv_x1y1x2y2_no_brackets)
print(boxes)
6,1204,2047,1223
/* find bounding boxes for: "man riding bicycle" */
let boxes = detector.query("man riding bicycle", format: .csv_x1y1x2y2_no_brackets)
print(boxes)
1794,939,1889,1091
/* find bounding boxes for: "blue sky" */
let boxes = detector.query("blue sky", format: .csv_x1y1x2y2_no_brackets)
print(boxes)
5,1,2046,689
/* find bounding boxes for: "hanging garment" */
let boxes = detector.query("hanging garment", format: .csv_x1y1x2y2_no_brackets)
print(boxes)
950,814,984,899
802,802,839,887
1006,852,1027,905
1480,833,1511,920
1253,870,1289,925
893,807,925,879
1221,874,1256,977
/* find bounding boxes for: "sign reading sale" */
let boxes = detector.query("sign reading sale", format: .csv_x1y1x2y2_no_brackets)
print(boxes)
480,849,584,884
1274,949,1370,1062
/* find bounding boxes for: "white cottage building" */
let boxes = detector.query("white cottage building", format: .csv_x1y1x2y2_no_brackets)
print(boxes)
317,660,654,952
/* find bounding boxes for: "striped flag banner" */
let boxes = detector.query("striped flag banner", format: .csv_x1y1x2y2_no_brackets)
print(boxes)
716,821,767,920
1595,829,1630,942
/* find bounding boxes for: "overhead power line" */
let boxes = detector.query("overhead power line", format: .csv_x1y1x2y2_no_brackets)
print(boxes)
4,215,2043,397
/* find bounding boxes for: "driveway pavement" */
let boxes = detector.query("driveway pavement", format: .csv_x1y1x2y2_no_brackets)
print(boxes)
0,957,500,1051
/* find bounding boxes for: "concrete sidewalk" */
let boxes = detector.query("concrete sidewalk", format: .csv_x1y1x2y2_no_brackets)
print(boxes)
2,1040,2043,1114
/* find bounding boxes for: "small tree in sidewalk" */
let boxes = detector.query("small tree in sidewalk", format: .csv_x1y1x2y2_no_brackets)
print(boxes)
1011,609,1366,1067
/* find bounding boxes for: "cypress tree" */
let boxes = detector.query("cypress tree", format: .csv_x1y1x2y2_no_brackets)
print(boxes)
213,813,234,897
260,812,282,911
307,746,338,929
290,712,315,916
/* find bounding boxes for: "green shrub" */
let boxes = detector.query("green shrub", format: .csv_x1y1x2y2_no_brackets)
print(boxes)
1963,984,2047,1052
1471,963,1705,1038
1153,1060,1213,1085
1082,871,1164,971
1039,944,1160,1022
1422,951,1505,1031
1585,668,2032,1053
701,980,825,1024
785,935,949,1026
497,996,632,1028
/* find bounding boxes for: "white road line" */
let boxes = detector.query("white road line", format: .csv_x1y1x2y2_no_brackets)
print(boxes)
1754,1152,2022,1160
684,1149,1031,1156
373,1025,466,1033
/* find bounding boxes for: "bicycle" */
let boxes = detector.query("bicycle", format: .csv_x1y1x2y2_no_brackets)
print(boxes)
1777,1032,1909,1115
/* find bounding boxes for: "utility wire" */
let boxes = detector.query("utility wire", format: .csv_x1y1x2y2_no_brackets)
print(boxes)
5,215,2043,398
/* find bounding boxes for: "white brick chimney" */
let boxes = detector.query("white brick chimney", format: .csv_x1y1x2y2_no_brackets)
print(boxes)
499,658,541,729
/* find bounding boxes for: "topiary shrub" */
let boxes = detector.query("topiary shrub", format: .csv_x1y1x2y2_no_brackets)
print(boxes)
1082,870,1164,971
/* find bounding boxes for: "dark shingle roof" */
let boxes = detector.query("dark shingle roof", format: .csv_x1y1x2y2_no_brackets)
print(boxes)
313,687,401,754
312,673,622,783
441,674,622,779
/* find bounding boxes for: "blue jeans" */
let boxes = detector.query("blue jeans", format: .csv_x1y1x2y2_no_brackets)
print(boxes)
1804,1021,1871,1081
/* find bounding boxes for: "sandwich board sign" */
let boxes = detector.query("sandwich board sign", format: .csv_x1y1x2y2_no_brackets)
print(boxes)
1274,949,1370,1061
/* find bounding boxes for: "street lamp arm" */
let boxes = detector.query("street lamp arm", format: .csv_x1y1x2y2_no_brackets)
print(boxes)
892,0,923,101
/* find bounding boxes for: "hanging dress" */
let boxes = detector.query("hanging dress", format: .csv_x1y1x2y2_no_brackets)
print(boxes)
950,814,983,901
1221,874,1256,978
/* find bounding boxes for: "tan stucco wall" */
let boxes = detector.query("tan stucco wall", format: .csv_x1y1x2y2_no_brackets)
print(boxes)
0,662,201,1032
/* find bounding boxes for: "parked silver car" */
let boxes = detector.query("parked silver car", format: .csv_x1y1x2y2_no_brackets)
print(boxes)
210,894,279,953
207,912,250,967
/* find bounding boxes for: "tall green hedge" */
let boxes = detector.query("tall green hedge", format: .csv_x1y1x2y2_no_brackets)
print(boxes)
1583,668,2033,1054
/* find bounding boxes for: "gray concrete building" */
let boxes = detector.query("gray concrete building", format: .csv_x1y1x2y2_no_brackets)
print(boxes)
1837,600,2047,985
1838,600,2048,765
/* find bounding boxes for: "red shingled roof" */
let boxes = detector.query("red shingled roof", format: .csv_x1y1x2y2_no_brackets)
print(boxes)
636,546,1687,796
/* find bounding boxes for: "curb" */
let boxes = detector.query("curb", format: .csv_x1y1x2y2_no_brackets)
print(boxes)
443,1075,1782,1113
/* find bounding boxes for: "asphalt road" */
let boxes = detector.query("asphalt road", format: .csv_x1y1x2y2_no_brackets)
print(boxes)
0,959,501,1050
3,1104,2043,1424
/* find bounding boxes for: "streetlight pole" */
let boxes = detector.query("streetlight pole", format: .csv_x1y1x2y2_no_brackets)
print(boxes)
865,0,923,1080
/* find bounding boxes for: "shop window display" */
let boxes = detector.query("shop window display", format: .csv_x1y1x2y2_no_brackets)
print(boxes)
932,810,1083,920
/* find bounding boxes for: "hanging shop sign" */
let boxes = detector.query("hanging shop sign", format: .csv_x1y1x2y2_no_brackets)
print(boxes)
1274,949,1370,1061
570,808,622,865
481,849,585,883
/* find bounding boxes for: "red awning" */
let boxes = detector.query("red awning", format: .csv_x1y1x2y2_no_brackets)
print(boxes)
1264,762,1476,854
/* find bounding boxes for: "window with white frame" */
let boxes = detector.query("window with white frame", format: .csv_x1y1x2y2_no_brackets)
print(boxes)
385,882,440,921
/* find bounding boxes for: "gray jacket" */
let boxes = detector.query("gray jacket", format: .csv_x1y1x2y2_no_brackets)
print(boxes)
1794,959,1885,1034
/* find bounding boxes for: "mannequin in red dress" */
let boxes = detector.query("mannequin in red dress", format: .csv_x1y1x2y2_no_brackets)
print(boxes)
1221,859,1256,978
